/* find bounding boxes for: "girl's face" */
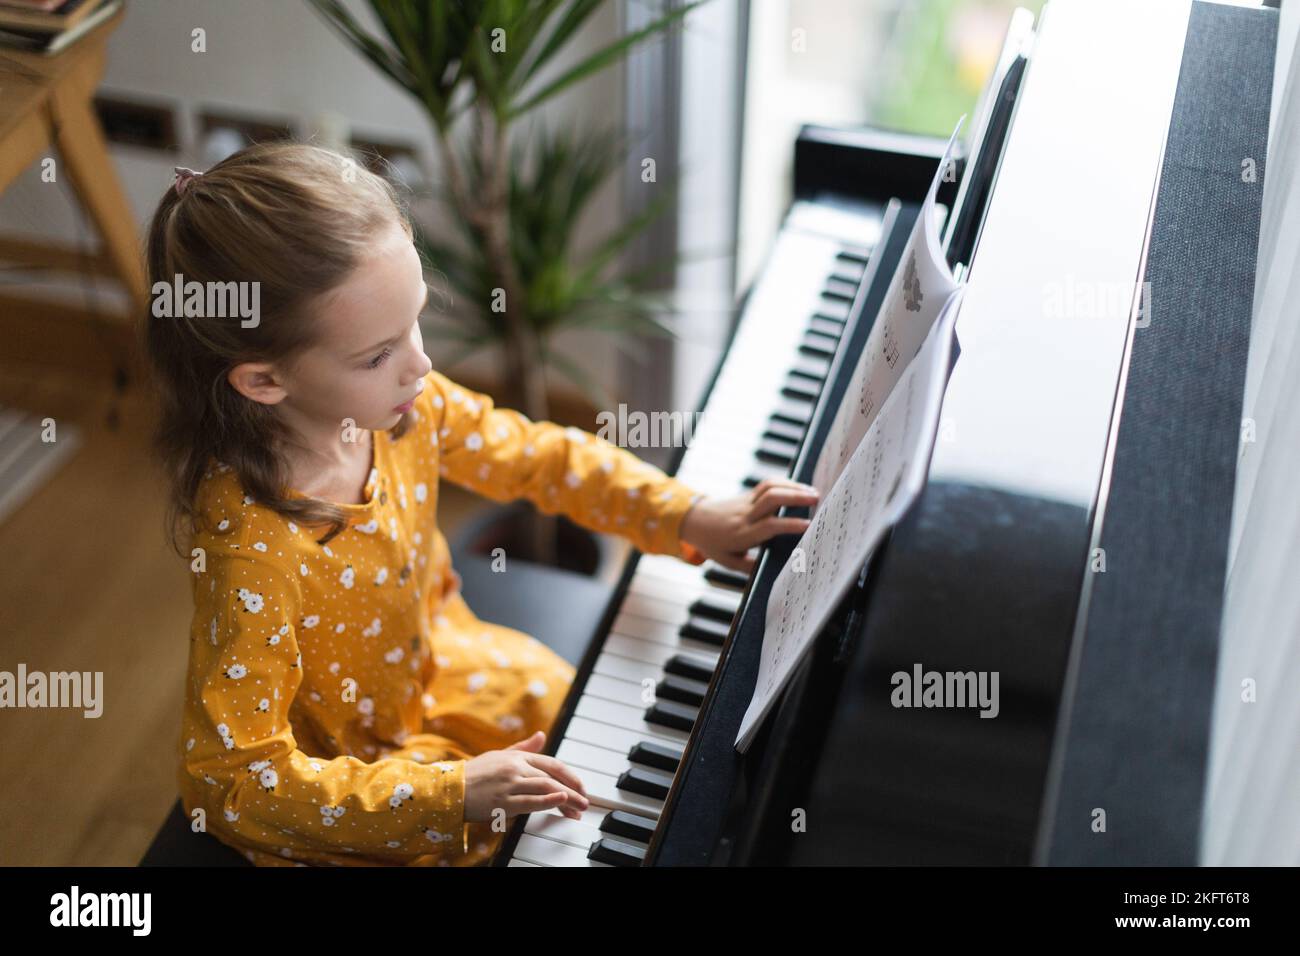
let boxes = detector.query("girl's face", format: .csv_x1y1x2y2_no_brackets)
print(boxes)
234,218,434,436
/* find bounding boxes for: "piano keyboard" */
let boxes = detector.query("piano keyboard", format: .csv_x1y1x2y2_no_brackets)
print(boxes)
505,201,883,867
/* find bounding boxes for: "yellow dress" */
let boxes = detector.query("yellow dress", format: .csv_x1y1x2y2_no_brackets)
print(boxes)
177,368,706,866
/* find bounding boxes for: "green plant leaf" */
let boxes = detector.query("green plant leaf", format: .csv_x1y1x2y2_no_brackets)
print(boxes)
509,0,709,117
303,0,422,102
516,0,603,89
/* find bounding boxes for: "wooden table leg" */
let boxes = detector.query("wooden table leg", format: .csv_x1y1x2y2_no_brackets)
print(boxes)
48,55,148,317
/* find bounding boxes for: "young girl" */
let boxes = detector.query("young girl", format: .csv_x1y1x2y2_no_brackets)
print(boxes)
141,142,818,867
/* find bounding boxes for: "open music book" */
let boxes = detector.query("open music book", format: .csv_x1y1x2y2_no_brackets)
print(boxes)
736,119,967,752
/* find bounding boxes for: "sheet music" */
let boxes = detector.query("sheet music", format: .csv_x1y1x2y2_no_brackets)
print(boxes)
735,286,965,753
811,117,966,503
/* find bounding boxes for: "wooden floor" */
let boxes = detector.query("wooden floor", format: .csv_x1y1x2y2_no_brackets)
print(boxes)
0,362,623,865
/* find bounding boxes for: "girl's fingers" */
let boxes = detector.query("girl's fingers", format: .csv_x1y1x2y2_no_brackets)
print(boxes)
749,485,819,517
756,516,814,538
507,730,545,751
750,477,802,501
511,792,569,814
514,773,589,809
522,754,588,798
737,517,809,549
749,478,816,501
716,549,756,574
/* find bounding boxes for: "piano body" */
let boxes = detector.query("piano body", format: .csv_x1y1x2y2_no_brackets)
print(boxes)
497,0,1276,867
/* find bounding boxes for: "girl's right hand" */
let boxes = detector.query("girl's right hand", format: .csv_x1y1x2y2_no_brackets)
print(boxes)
463,731,590,823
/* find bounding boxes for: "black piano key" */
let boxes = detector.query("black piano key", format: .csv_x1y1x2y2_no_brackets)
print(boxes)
830,265,866,283
656,673,708,708
600,809,658,842
665,653,716,682
823,278,859,301
816,296,853,319
800,332,839,358
781,377,820,403
810,309,847,324
746,461,797,486
617,766,675,801
756,437,798,466
836,248,870,266
689,595,740,622
645,699,697,732
792,354,832,379
703,566,748,591
764,418,806,444
772,399,814,425
588,836,647,867
809,315,844,338
627,740,683,773
747,460,793,482
679,615,730,646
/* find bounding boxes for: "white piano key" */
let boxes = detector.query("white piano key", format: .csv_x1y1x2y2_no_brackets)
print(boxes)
612,611,694,645
602,632,682,666
674,468,748,490
619,591,692,626
573,693,690,744
511,833,610,867
558,739,635,778
627,573,709,604
583,672,650,708
674,477,746,499
610,627,722,659
507,858,541,866
579,765,667,816
682,423,770,449
523,805,615,849
675,452,745,475
563,715,679,756
628,573,712,598
626,571,703,596
637,554,718,581
603,632,718,670
593,650,665,686
623,582,740,625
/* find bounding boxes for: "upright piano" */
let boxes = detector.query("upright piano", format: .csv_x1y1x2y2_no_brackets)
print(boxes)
497,0,1276,866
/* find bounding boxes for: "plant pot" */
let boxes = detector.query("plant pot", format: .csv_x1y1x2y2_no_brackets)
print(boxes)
451,500,613,577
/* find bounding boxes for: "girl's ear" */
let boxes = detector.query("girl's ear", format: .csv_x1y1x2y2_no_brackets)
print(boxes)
227,362,289,407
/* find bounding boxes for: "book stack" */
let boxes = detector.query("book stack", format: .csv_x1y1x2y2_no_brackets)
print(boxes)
0,0,123,56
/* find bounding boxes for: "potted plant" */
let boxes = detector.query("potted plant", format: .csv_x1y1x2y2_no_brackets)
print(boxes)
305,0,706,569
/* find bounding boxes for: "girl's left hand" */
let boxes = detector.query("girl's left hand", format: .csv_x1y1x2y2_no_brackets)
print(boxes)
678,478,820,574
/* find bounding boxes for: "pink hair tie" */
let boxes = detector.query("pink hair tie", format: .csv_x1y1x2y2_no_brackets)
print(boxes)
173,166,204,195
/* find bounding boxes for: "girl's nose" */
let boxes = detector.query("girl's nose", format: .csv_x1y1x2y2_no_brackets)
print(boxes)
418,352,433,377
405,343,432,381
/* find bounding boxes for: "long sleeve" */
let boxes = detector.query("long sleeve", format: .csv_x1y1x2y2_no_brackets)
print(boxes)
423,368,707,562
180,550,468,864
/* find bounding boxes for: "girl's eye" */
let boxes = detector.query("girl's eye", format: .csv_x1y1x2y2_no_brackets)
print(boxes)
366,347,392,370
